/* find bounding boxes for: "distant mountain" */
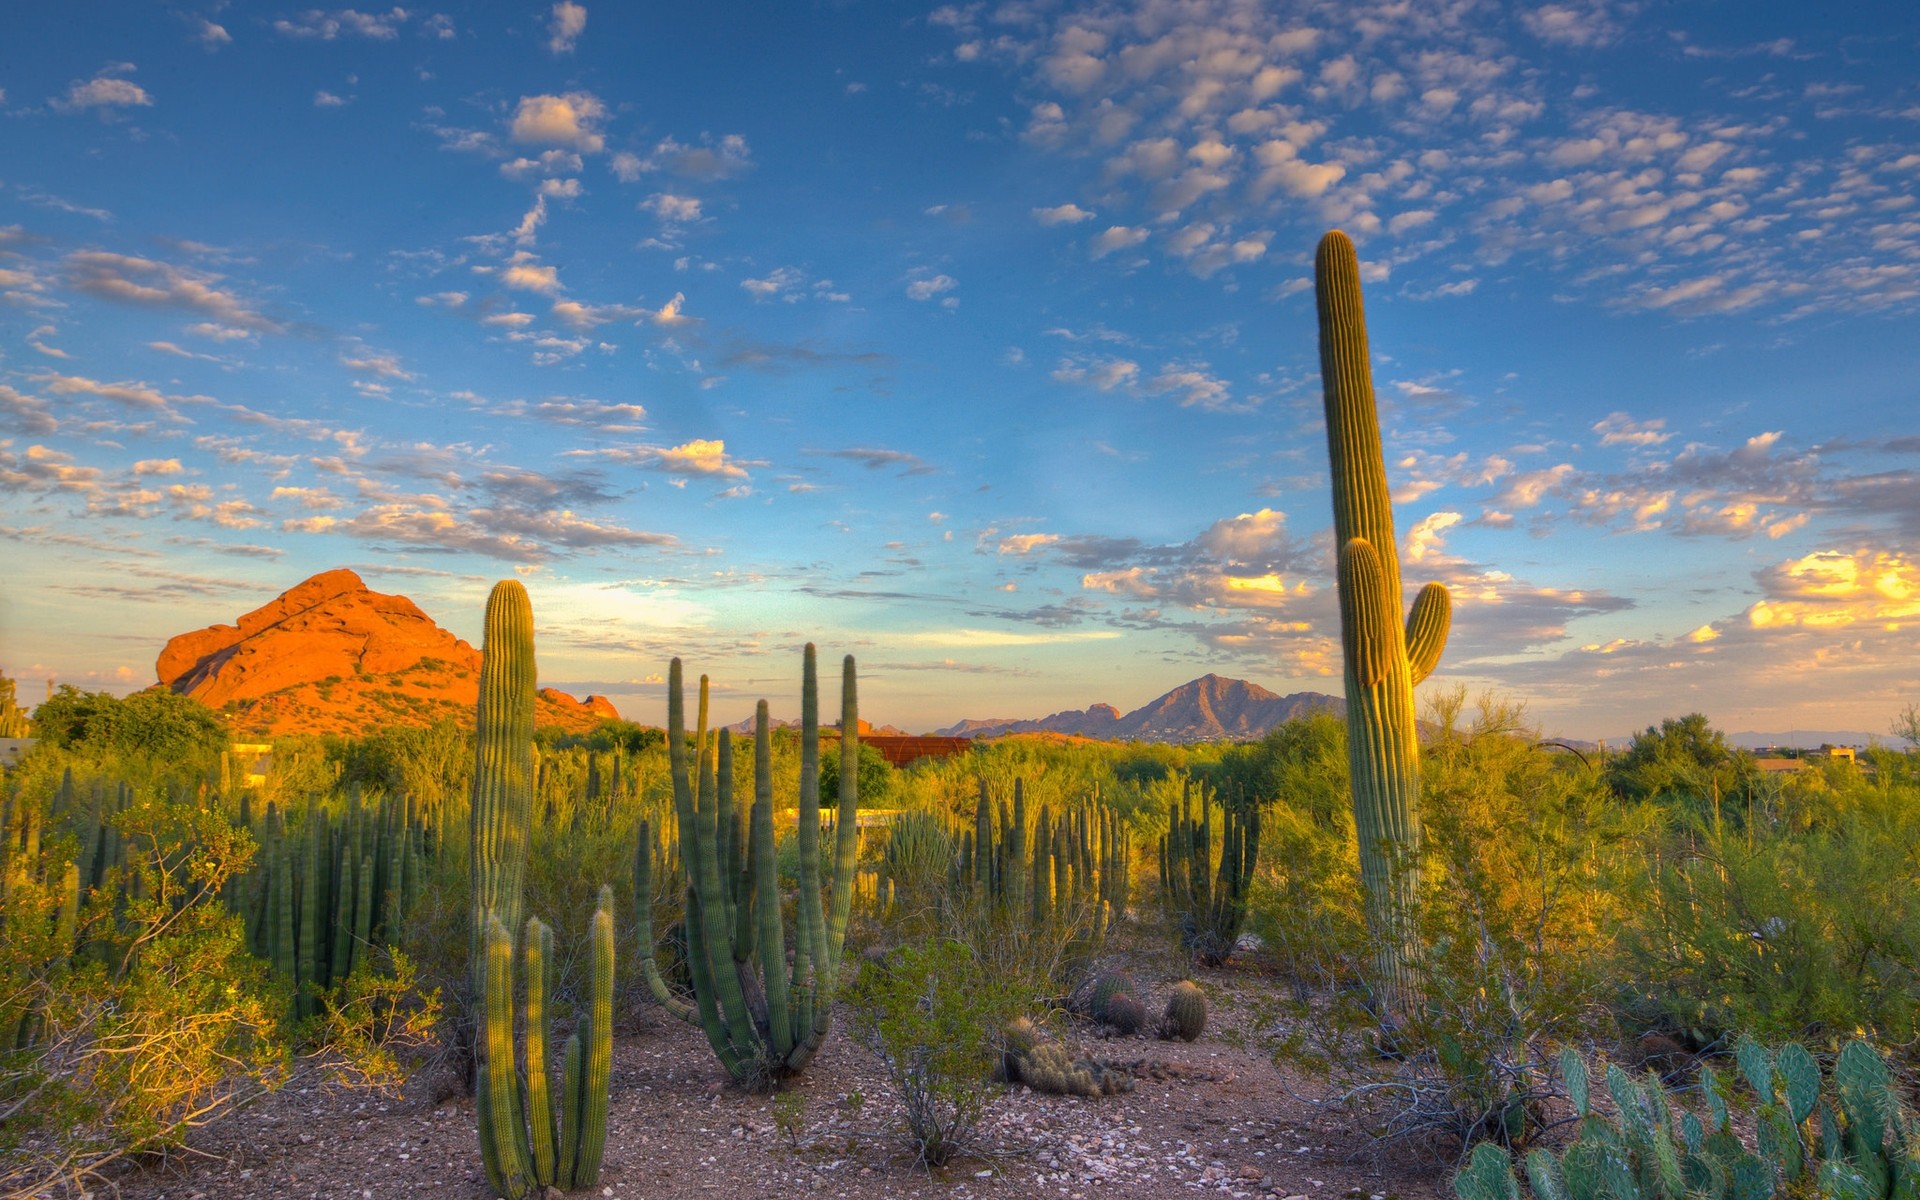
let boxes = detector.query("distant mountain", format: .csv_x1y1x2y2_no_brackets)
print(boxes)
1728,730,1879,751
157,569,619,738
719,715,908,737
935,674,1344,744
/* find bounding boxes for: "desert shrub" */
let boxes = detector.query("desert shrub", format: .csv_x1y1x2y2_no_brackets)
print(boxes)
0,791,287,1196
1267,693,1633,1152
844,939,1026,1168
1611,782,1920,1051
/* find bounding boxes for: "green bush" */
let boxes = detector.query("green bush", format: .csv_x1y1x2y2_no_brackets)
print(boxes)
844,939,1026,1168
1266,694,1632,1150
0,792,286,1196
1612,787,1920,1050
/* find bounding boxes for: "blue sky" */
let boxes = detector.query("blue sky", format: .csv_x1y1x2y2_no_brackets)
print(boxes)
2,1,1917,738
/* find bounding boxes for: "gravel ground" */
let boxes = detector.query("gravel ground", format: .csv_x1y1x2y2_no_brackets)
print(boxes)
93,963,1453,1200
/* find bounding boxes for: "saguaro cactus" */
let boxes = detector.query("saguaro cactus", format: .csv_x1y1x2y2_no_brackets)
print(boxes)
467,581,613,1198
1315,230,1451,1018
635,646,861,1087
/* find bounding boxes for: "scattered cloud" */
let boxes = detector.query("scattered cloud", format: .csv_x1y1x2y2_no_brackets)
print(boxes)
548,2,586,54
511,92,607,154
51,67,154,113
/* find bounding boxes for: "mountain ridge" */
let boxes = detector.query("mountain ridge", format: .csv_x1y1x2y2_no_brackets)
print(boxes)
934,673,1344,744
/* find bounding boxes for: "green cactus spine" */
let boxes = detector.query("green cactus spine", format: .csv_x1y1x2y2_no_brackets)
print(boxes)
637,647,861,1086
1315,229,1451,1017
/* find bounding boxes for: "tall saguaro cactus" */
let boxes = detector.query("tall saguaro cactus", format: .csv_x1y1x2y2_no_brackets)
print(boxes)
470,580,536,999
1315,230,1452,1018
468,581,612,1198
635,646,861,1087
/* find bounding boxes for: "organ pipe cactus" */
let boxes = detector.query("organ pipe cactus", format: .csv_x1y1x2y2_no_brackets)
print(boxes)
1157,778,1258,967
1315,229,1451,1017
635,646,861,1087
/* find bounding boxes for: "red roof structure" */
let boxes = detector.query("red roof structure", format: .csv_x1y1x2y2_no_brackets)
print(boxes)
863,735,975,768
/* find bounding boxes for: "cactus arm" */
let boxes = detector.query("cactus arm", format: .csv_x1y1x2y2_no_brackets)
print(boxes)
791,646,825,1021
752,703,794,1061
1405,581,1452,687
479,915,534,1200
676,669,757,1077
823,654,860,980
633,818,698,1024
1339,538,1396,690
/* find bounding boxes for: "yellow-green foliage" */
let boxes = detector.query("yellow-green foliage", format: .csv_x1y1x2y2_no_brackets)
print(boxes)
0,791,286,1198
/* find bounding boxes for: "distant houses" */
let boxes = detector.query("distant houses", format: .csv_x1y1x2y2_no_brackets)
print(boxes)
1755,744,1861,774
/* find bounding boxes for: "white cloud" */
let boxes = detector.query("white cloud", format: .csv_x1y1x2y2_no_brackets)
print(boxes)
1033,203,1096,225
907,274,957,301
273,8,411,39
641,193,702,223
511,92,607,154
1088,225,1148,259
52,72,153,112
548,2,586,54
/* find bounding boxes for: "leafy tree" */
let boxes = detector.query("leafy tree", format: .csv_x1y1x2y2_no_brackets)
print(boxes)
1894,703,1920,750
30,685,227,768
1605,712,1757,810
819,739,892,805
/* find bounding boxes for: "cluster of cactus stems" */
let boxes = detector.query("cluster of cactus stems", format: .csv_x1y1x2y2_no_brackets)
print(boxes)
239,788,427,1017
1157,778,1259,967
999,1018,1135,1098
1315,229,1452,1018
635,648,861,1088
478,891,614,1197
468,580,613,1198
951,778,1130,933
1456,1039,1920,1200
0,671,31,737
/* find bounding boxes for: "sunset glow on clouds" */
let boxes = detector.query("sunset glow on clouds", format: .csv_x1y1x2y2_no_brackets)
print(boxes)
2,2,1917,736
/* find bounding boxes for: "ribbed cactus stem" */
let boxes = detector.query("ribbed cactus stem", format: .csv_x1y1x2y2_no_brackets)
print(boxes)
1316,230,1450,1018
523,918,557,1188
572,885,614,1186
641,646,861,1086
556,1030,583,1191
470,580,536,999
479,914,534,1200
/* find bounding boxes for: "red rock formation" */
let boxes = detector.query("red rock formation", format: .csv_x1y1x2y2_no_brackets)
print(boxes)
156,569,620,737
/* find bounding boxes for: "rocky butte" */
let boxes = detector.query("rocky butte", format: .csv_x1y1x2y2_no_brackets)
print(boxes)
156,569,618,738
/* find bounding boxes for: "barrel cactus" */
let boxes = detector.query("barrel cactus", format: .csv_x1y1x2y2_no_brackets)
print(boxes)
1159,980,1207,1042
